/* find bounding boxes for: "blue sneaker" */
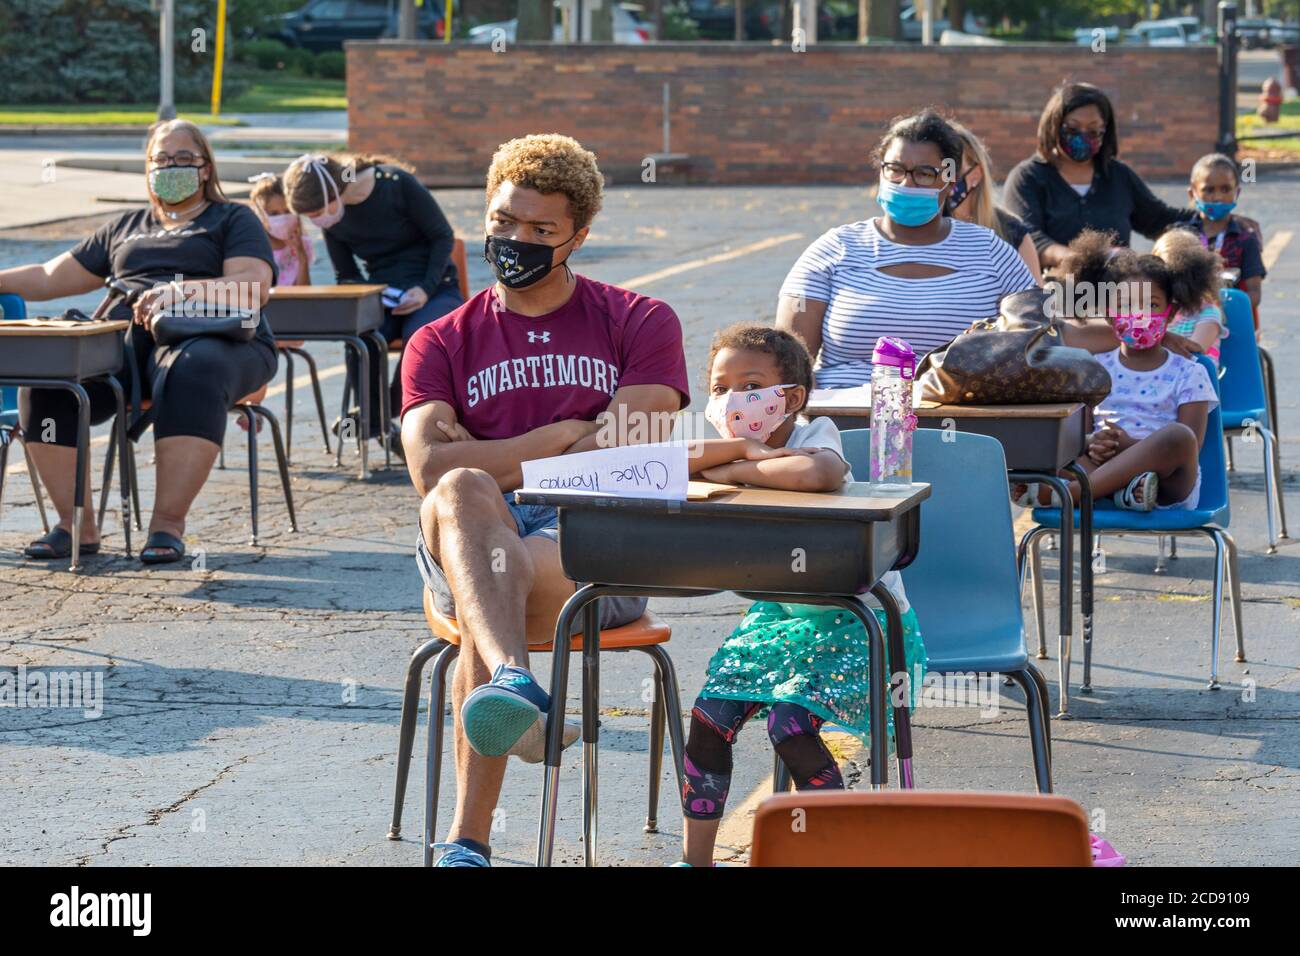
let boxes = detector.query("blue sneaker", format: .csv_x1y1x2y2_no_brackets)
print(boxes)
431,842,490,867
460,663,550,757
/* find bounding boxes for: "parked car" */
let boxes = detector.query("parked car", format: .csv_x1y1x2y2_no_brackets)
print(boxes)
684,0,782,41
1270,21,1299,45
899,2,985,41
275,0,445,51
1169,16,1205,43
1124,19,1190,47
1236,18,1278,49
466,2,651,44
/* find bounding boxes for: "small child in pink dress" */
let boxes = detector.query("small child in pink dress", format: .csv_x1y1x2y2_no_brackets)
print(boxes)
249,173,313,286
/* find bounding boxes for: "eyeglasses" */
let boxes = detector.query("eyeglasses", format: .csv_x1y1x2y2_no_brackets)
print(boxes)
149,150,206,168
879,161,945,188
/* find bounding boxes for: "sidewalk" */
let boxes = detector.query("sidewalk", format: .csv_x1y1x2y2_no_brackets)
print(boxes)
0,112,346,230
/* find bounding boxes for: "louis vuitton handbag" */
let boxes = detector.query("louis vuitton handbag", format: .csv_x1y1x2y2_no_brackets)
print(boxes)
915,288,1112,405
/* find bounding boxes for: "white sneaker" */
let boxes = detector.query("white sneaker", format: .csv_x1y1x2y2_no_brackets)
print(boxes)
508,714,582,763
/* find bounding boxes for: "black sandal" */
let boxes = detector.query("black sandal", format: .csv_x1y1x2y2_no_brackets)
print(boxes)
24,527,100,560
140,531,186,565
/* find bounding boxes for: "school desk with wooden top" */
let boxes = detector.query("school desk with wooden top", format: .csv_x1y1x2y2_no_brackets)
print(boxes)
806,396,1094,717
514,478,930,867
263,284,391,479
0,319,133,570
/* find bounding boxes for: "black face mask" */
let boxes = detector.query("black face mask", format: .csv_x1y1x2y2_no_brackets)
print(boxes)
483,233,576,290
946,171,978,214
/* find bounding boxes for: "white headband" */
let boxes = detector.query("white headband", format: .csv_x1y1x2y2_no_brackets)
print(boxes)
293,154,341,213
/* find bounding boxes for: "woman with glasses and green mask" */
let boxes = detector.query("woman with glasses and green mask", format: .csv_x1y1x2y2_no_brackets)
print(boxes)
0,119,278,564
777,109,1037,387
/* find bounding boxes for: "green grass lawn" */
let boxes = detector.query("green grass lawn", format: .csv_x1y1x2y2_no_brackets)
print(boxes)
0,71,346,126
1238,98,1300,154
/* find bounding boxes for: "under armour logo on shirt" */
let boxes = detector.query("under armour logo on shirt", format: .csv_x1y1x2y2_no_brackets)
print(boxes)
527,331,551,343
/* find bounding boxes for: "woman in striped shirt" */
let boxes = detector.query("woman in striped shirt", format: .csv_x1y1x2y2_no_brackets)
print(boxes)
777,110,1037,388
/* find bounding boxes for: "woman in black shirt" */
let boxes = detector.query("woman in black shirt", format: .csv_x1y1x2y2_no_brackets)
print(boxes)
1003,82,1201,270
283,154,463,454
0,119,277,563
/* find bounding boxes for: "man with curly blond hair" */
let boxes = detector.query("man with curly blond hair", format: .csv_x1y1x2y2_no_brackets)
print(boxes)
399,133,690,866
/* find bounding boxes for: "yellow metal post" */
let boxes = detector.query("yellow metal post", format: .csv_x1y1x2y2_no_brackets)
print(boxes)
211,0,227,116
445,0,453,41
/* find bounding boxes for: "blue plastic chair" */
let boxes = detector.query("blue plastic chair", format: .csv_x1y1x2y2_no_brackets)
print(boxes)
841,428,1054,793
0,293,51,534
1219,287,1288,552
1026,355,1243,691
1,292,27,424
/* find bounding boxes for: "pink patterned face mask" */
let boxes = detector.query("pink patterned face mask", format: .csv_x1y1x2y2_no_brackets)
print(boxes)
1112,306,1172,350
705,383,794,442
264,212,299,241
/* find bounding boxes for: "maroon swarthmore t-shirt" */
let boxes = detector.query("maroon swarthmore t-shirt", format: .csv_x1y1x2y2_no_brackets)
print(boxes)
401,275,690,438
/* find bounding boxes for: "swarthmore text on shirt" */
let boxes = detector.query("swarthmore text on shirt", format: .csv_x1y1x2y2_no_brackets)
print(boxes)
466,351,621,407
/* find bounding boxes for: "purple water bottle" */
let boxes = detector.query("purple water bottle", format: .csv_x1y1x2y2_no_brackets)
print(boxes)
870,336,918,485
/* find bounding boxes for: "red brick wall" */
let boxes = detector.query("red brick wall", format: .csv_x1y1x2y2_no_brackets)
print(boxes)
346,42,1219,186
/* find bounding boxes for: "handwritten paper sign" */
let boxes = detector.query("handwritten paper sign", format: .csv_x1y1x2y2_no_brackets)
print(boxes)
520,443,689,500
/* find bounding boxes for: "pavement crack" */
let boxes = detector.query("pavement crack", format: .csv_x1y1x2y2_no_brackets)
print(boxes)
75,752,258,866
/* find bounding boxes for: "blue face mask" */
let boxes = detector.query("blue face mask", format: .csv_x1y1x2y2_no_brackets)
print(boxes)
1195,199,1237,222
878,179,943,227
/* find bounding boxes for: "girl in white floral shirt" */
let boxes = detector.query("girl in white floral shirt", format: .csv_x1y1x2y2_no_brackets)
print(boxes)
1015,235,1218,511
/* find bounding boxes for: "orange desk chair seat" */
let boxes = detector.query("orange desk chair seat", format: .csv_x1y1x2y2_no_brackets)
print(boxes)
750,791,1094,867
389,587,687,867
99,385,297,547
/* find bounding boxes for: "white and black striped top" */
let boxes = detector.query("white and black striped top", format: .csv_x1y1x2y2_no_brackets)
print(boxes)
780,217,1037,388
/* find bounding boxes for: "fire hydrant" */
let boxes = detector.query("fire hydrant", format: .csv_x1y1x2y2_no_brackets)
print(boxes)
1258,77,1282,123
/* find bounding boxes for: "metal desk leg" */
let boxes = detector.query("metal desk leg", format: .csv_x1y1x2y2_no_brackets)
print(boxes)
365,330,392,471
1065,463,1093,694
341,336,370,480
870,582,915,788
538,584,600,867
282,348,295,463
67,383,90,572
104,376,132,557
1015,471,1074,717
836,595,888,790
580,600,600,867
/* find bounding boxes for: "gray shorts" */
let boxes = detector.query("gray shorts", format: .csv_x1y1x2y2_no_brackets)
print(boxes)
415,493,648,632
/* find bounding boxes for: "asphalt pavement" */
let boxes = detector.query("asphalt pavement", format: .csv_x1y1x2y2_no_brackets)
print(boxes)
1,173,1297,867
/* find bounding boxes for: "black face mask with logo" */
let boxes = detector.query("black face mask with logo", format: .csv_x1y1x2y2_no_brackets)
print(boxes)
483,233,577,290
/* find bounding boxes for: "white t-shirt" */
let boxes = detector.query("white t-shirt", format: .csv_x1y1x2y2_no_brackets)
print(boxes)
785,415,910,612
1094,349,1218,439
780,218,1036,388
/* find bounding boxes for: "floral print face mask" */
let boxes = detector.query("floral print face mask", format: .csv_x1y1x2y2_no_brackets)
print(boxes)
1112,305,1173,350
705,383,793,442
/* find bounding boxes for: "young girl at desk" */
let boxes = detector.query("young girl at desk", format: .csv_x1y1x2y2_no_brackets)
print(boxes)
1013,236,1219,512
675,323,925,867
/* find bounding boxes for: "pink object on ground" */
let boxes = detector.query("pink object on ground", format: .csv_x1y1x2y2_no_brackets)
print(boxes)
1090,833,1126,867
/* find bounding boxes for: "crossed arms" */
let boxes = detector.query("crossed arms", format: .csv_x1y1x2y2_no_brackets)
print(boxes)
402,384,683,498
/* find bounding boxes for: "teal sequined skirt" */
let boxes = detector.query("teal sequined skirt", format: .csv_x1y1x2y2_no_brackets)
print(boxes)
699,601,926,749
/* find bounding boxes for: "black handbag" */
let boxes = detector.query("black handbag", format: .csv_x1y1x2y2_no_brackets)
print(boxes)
151,308,260,347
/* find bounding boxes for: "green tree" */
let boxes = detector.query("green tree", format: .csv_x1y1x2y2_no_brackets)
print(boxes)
0,0,231,105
